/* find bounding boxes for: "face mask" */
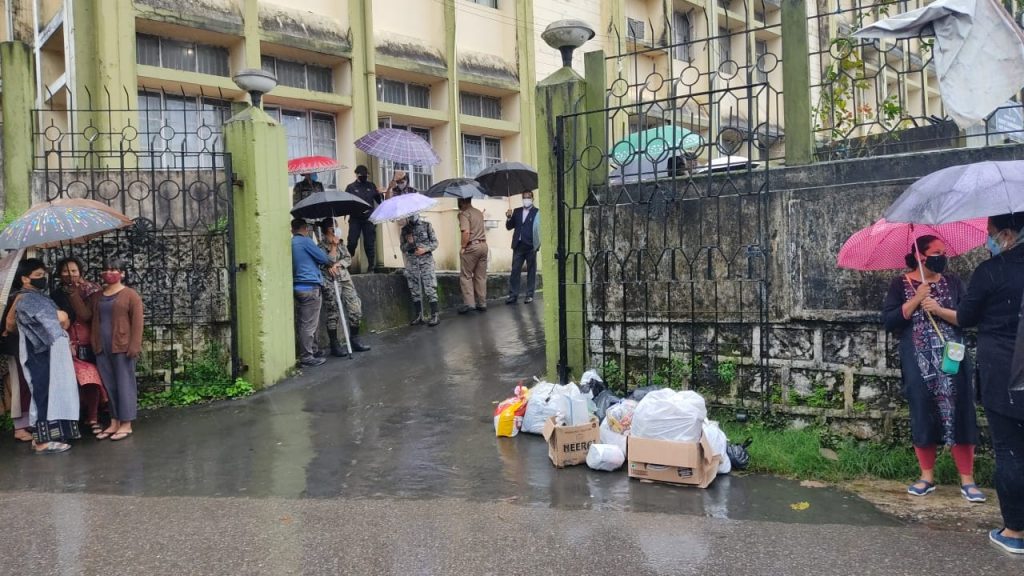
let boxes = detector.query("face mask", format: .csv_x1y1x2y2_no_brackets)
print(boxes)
522,198,534,209
102,271,122,285
29,277,47,290
987,235,1003,256
310,173,318,182
924,255,948,274
333,227,343,238
397,181,407,190
409,214,420,224
357,174,367,183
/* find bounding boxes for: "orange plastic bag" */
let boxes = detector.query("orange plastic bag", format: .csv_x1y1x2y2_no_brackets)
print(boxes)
493,384,530,437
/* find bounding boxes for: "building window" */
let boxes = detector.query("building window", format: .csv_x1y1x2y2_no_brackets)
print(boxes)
462,134,501,177
672,11,692,62
137,90,230,168
627,18,646,43
755,40,769,83
460,92,502,120
376,79,431,109
265,107,338,187
471,0,498,7
261,56,333,93
377,120,434,191
136,34,229,77
718,27,731,64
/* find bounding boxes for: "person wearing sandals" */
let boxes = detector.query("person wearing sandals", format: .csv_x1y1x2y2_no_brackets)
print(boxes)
89,259,143,442
882,236,984,503
941,213,1024,555
51,257,106,437
3,258,81,454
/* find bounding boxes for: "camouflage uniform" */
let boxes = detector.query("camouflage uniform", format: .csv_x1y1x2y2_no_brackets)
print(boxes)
318,240,362,329
400,218,438,303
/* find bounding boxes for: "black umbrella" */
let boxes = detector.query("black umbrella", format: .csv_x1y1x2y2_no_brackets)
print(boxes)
474,161,538,197
425,178,489,199
290,189,371,219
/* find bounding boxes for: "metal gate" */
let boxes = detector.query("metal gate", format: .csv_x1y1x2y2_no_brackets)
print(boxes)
31,87,238,385
554,18,781,409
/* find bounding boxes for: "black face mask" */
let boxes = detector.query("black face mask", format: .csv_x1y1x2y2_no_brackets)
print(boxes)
29,277,48,290
925,255,948,274
357,174,367,183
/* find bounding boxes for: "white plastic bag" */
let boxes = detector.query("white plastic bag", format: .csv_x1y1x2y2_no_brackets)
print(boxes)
522,382,590,434
703,420,731,475
631,389,707,442
599,418,628,454
586,443,626,471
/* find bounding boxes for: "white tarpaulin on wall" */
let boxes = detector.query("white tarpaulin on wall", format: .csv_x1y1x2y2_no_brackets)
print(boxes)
854,0,1024,128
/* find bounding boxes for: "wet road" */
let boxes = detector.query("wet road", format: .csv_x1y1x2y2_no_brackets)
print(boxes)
2,299,1020,574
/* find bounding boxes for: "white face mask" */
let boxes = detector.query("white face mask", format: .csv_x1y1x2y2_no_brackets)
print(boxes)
333,227,343,238
397,181,407,190
522,198,534,209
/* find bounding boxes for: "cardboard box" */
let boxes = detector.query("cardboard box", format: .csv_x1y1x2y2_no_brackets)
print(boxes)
542,416,600,467
626,435,721,488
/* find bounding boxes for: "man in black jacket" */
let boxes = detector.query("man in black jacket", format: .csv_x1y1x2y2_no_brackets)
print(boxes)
344,165,384,271
504,191,540,304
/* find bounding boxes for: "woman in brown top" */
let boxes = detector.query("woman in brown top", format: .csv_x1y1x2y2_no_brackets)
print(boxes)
89,258,143,441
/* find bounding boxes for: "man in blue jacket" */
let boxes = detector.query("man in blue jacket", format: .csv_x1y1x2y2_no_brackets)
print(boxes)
505,191,540,304
292,218,338,367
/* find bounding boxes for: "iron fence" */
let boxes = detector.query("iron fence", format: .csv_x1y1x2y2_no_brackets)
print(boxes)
31,85,238,386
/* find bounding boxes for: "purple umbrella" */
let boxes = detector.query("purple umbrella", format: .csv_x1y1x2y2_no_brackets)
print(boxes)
355,128,441,166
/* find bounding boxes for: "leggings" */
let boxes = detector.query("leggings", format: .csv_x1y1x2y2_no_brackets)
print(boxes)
914,444,974,476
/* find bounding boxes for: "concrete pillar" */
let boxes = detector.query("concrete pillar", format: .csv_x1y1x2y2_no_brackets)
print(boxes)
1,41,34,216
241,0,261,69
781,0,814,165
349,0,378,168
443,0,462,175
536,66,588,383
515,0,537,166
69,0,137,126
224,106,296,388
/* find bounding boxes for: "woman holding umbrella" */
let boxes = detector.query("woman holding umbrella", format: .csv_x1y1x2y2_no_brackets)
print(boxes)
3,258,80,453
881,235,982,501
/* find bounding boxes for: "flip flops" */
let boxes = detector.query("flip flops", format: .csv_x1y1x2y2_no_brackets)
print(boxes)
110,430,133,441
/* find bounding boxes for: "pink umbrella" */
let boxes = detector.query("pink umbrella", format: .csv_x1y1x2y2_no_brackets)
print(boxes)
837,218,989,271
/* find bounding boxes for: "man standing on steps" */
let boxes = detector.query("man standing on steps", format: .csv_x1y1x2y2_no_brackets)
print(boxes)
457,197,488,314
345,165,384,272
505,190,540,305
317,220,370,355
400,214,440,327
291,218,338,368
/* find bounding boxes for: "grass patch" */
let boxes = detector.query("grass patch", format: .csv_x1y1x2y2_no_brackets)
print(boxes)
139,344,255,409
719,419,995,487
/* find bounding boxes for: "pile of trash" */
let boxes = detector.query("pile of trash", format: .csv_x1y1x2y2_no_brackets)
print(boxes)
492,370,751,488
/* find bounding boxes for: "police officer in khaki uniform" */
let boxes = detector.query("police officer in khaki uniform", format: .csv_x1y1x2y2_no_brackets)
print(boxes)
457,197,488,313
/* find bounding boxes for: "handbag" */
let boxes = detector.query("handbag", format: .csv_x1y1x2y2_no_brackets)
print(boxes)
69,323,96,363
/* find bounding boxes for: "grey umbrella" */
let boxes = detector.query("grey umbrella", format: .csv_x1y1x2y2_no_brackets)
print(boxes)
425,178,489,199
884,160,1024,224
474,162,538,197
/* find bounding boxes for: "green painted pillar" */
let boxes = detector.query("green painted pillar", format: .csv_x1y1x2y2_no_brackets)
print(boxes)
224,106,296,388
515,0,537,166
349,0,378,167
241,0,262,69
781,0,813,165
1,41,35,216
444,0,462,175
537,66,588,383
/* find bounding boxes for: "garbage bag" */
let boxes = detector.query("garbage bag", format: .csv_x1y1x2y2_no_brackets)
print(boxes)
522,382,590,434
593,390,622,421
627,385,659,402
599,417,628,454
586,443,626,472
631,389,707,442
493,384,530,437
579,369,607,397
727,438,753,470
703,420,731,475
604,399,637,434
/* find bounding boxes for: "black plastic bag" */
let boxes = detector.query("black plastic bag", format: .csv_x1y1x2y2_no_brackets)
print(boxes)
627,385,659,402
593,390,622,421
726,438,753,470
579,371,607,397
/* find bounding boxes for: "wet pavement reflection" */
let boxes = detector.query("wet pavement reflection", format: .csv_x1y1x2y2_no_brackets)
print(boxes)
0,299,896,526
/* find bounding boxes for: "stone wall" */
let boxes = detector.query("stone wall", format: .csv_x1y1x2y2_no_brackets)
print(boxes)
585,143,1024,438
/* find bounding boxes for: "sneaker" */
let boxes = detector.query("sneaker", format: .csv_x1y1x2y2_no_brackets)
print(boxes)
907,480,935,496
505,297,517,305
989,529,1024,554
960,483,987,503
300,357,327,368
524,297,534,304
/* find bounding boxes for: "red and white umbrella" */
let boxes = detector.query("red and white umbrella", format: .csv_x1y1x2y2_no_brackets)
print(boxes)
837,217,989,271
287,155,345,175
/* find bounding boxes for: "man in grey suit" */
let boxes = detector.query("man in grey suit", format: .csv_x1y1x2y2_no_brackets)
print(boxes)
504,191,540,304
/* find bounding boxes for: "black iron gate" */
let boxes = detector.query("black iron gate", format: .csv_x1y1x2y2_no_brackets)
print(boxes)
31,87,237,386
554,17,782,409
